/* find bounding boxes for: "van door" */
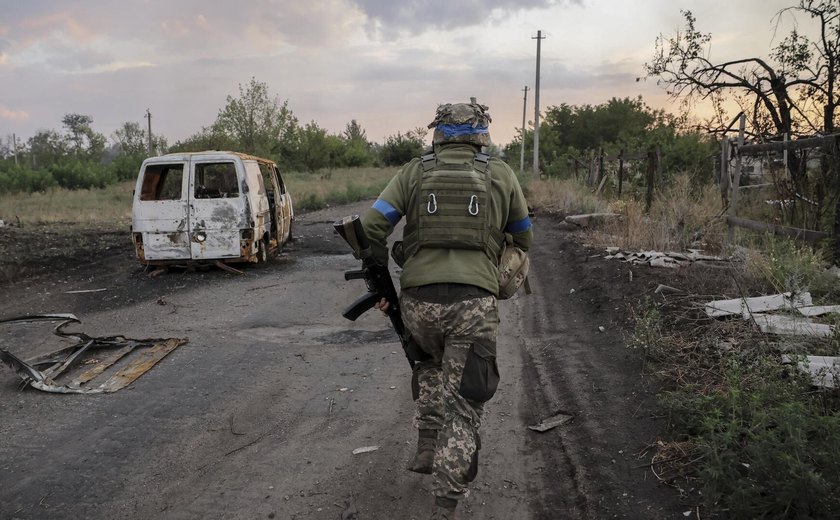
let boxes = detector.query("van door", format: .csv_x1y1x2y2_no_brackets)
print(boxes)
188,158,243,260
273,165,293,241
132,158,191,261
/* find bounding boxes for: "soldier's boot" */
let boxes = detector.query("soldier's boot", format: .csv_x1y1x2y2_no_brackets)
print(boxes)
429,497,458,520
407,429,437,474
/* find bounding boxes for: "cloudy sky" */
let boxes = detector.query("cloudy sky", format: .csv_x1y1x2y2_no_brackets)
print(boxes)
0,0,818,148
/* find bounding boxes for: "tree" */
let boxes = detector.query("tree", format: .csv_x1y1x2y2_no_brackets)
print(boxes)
343,119,368,144
213,78,298,158
112,121,147,156
294,121,341,173
645,3,839,156
28,129,68,168
341,119,375,167
61,113,106,159
380,129,426,166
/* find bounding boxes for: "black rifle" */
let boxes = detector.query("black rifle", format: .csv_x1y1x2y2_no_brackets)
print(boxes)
334,215,415,368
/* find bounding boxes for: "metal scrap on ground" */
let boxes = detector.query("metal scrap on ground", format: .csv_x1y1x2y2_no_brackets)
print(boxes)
0,314,188,394
528,412,573,432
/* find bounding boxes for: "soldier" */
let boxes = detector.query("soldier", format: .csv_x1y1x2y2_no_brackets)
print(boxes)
362,98,533,519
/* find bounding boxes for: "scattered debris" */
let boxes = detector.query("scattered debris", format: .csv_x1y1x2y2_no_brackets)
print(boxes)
352,445,380,455
528,412,573,432
340,498,359,520
64,288,108,294
598,326,605,333
797,305,840,317
654,284,682,295
705,292,813,318
214,261,244,275
704,292,837,338
604,248,728,269
782,355,840,388
753,315,833,338
0,314,188,394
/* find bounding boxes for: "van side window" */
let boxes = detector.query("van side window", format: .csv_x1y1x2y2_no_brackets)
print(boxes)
195,162,239,199
274,166,287,194
257,162,275,195
140,164,184,201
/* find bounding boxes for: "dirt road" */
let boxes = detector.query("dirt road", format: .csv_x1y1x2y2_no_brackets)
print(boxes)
0,201,685,519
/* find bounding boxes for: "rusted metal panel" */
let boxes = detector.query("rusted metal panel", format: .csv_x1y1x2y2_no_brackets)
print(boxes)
0,314,188,394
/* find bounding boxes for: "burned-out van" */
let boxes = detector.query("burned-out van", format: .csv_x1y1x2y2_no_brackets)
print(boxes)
131,151,293,265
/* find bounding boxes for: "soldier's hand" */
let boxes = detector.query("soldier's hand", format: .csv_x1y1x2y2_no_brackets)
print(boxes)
374,298,390,313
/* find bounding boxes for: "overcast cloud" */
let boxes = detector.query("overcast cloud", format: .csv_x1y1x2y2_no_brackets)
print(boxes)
0,0,819,147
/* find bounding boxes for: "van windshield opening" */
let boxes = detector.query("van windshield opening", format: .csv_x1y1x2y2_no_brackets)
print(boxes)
140,164,184,201
195,162,239,199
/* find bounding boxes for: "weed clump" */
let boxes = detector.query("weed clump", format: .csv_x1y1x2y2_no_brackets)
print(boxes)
629,254,840,517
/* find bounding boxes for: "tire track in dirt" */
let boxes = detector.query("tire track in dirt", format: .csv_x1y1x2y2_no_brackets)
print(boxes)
508,218,686,519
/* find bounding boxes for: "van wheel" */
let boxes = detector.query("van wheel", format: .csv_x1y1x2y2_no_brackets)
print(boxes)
257,238,268,264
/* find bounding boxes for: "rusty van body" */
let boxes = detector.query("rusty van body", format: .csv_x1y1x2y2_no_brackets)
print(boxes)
131,151,294,266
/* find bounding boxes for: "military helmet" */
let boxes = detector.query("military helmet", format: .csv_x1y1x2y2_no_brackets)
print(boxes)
427,97,492,147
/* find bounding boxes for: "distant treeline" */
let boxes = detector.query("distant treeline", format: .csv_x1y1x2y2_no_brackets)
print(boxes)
0,80,715,194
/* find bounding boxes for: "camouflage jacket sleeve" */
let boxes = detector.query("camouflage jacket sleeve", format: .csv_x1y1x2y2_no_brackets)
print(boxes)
497,159,533,252
361,159,417,266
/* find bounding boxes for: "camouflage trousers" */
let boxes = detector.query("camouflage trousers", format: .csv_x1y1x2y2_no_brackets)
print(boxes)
400,291,500,501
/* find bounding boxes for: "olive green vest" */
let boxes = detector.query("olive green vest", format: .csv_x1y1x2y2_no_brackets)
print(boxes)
402,152,504,261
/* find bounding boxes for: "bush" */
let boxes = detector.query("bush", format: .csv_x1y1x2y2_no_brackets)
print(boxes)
0,165,56,193
745,234,839,298
49,161,116,190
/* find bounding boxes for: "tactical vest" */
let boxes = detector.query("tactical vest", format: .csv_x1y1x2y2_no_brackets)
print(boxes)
402,152,504,261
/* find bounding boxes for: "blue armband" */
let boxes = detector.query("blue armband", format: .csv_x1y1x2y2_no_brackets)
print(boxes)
505,215,532,233
372,198,402,226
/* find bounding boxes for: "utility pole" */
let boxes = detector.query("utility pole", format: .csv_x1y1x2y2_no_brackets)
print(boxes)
145,108,153,155
520,86,529,175
532,30,545,180
11,133,18,167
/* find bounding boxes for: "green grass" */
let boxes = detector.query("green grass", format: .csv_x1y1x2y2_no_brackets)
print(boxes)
0,167,398,224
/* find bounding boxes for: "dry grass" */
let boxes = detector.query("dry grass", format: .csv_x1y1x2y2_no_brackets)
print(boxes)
525,177,610,216
284,166,396,203
599,175,726,252
0,181,134,225
0,167,399,225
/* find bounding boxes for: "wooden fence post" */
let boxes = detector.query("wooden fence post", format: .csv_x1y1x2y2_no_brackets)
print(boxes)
727,114,746,243
587,149,595,186
618,149,624,196
656,146,663,189
645,149,655,213
832,135,840,262
720,138,731,206
598,145,605,187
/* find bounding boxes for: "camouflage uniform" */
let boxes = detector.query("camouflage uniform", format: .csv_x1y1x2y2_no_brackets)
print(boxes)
361,98,532,512
401,287,499,500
